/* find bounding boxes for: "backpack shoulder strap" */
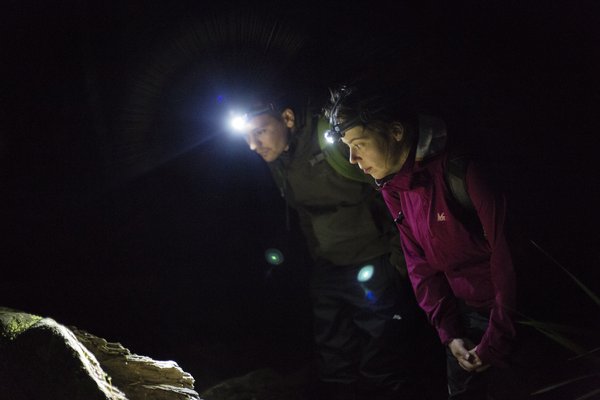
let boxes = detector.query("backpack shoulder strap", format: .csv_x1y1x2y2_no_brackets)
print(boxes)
445,153,475,212
444,151,489,238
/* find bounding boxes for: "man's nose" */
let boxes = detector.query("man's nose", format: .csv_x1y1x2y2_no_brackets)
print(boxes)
246,134,259,150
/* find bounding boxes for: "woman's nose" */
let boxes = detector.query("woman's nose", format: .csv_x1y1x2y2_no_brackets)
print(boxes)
348,148,358,164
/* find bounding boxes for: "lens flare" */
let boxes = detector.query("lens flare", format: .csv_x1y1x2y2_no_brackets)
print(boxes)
357,265,374,282
364,289,375,301
265,248,284,265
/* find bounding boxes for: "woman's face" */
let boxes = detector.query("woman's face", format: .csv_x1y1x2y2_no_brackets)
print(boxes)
341,125,404,180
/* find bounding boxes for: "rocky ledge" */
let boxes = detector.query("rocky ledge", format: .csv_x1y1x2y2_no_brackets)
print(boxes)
0,307,201,400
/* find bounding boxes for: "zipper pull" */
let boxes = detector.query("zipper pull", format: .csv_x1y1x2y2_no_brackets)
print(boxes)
394,211,404,224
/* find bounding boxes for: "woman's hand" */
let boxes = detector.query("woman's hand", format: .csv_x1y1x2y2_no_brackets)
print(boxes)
448,338,489,372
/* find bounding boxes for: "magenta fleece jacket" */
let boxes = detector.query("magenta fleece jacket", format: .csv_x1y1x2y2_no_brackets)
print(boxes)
379,146,517,368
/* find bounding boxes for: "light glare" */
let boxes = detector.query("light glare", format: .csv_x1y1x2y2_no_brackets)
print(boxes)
230,115,247,131
357,265,374,282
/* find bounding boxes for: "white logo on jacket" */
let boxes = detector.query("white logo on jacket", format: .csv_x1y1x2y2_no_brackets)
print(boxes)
437,212,446,222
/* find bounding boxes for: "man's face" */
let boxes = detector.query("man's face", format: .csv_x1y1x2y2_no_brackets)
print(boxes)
244,113,291,163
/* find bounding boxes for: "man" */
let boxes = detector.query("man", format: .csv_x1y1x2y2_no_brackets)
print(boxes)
235,89,439,399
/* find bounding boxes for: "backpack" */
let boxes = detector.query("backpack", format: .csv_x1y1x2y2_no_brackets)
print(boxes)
444,152,491,238
445,154,475,212
314,112,483,214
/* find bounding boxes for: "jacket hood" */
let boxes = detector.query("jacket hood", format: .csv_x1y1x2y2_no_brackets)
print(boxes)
415,114,448,161
376,114,447,189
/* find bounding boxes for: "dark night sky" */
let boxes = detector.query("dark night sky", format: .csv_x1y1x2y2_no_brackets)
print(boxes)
3,0,600,390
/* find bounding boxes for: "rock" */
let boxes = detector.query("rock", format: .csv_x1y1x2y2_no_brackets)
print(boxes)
0,307,202,400
0,309,127,400
73,327,199,400
0,307,42,341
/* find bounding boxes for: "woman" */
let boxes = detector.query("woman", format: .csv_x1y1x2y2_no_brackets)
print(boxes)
324,86,520,399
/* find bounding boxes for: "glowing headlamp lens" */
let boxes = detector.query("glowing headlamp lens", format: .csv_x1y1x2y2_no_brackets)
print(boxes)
230,114,248,132
324,118,360,144
228,103,275,134
324,130,337,144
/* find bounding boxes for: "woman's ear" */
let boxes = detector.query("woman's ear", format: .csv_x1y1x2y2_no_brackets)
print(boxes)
390,122,405,142
281,108,295,129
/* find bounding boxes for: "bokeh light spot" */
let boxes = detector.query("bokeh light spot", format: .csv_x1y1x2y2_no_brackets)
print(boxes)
265,248,284,265
357,265,374,282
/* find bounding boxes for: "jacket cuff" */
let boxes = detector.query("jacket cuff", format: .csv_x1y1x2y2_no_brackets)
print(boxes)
438,327,462,347
475,344,509,368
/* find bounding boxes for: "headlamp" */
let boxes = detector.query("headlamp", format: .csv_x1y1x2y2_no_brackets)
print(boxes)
324,115,364,143
230,114,248,131
324,86,384,144
324,86,367,143
229,103,275,133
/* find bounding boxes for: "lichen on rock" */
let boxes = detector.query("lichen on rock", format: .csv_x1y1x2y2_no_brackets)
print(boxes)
0,307,42,341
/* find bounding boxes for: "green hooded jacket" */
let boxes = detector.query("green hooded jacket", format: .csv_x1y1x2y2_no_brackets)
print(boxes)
268,110,404,268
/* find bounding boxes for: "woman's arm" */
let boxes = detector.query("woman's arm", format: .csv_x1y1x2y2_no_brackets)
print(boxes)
466,161,517,368
398,222,463,345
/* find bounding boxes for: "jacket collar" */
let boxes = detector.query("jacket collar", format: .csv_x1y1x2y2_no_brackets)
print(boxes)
376,114,447,191
376,143,417,191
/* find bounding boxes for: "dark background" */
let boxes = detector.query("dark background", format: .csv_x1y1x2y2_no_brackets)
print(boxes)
3,0,600,392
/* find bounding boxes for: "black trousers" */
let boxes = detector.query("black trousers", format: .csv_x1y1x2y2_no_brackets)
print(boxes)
309,254,442,399
446,303,529,400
